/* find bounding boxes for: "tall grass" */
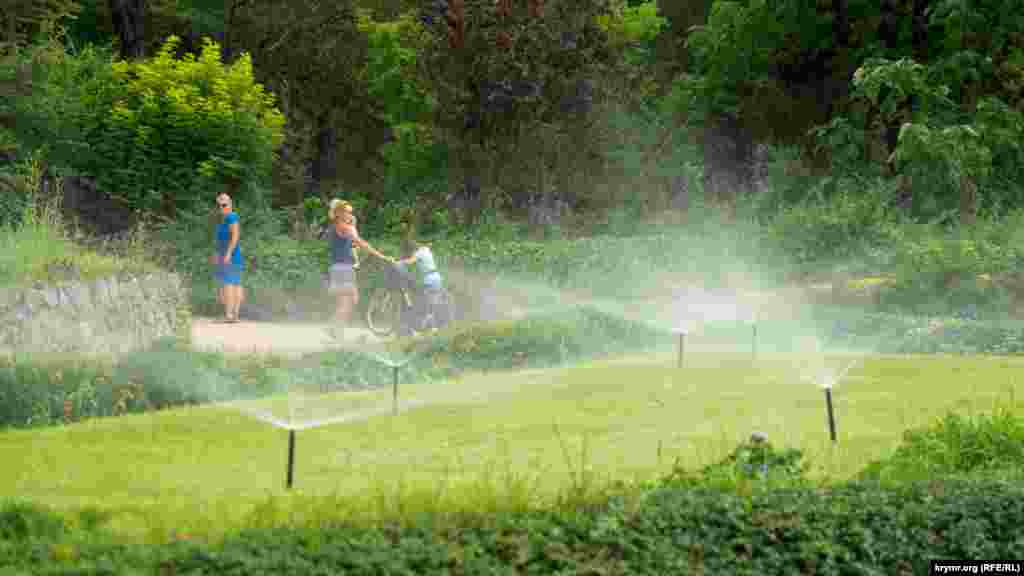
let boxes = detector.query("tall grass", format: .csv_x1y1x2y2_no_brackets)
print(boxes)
0,154,144,286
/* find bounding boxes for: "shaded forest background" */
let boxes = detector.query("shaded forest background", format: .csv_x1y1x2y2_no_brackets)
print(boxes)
2,0,1023,241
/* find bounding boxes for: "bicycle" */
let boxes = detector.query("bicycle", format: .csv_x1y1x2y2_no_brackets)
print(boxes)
366,261,455,337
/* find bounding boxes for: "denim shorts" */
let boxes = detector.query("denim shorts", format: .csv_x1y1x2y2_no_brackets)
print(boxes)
215,262,243,286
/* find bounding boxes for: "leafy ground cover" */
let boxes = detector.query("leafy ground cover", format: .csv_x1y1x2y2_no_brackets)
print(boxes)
3,474,1023,575
0,306,664,430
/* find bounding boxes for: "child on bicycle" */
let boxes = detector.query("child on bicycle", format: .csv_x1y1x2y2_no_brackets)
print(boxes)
395,236,446,329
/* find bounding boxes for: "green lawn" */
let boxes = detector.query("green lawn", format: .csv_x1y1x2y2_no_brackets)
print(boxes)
1,351,1021,544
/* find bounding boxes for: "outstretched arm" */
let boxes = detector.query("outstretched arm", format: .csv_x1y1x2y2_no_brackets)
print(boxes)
339,223,390,261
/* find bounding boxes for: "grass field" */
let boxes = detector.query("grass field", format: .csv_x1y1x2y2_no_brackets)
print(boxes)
1,351,1021,544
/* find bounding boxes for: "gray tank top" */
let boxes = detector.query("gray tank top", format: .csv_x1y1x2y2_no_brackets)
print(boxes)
330,228,354,265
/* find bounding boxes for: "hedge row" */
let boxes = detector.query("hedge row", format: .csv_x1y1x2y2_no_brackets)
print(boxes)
0,306,665,431
3,476,1023,575
816,308,1024,355
8,302,1024,431
437,227,765,298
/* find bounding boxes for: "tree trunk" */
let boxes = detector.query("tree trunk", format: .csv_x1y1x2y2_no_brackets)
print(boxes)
911,0,930,61
311,115,338,206
825,0,852,118
655,0,711,85
960,173,977,226
4,9,15,49
702,114,752,210
109,0,146,59
878,0,900,53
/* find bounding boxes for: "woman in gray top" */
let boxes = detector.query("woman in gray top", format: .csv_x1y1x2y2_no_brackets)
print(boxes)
327,199,391,327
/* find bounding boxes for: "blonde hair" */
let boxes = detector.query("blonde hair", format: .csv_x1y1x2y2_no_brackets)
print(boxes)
328,199,353,222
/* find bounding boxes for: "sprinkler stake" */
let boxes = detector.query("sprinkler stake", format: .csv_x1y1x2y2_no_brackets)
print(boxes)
751,322,757,359
675,330,687,368
824,386,837,443
392,365,399,415
286,429,296,489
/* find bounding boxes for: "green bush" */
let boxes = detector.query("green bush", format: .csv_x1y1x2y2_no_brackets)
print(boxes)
596,1,667,47
0,501,66,543
0,307,663,430
860,406,1024,482
0,356,111,429
881,224,1020,314
439,222,771,299
6,477,1024,574
0,343,276,430
412,306,665,373
764,177,902,273
677,435,810,486
819,307,1024,355
11,36,284,218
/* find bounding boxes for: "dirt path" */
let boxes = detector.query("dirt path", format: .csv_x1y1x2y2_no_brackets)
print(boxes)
190,317,382,356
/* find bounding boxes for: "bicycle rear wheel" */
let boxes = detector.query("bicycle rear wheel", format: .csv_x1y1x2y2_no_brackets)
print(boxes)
426,289,455,330
366,290,399,337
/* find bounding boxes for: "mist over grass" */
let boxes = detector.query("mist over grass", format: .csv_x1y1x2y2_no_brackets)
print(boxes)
1,352,1022,548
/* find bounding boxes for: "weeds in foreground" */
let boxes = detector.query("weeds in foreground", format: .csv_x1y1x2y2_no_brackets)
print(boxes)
860,402,1024,482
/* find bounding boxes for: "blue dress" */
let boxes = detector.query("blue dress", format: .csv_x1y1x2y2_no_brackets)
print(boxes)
215,212,244,285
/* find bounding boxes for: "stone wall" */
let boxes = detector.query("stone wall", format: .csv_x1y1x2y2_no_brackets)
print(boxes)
0,271,190,357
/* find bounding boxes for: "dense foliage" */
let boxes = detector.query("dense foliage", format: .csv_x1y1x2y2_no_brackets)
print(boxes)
3,4,1024,574
0,306,663,430
8,36,283,217
2,474,1023,574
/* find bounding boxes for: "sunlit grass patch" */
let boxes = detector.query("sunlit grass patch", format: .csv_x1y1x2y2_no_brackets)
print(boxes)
0,352,1020,544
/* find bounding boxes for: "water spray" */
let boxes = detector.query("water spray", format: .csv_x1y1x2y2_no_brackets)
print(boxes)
286,429,296,489
822,383,837,443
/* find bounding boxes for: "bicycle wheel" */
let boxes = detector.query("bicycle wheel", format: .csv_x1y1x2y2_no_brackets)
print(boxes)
441,290,456,326
366,290,399,337
428,289,455,330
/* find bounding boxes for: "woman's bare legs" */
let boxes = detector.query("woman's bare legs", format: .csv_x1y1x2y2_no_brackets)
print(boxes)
334,285,358,323
226,285,243,320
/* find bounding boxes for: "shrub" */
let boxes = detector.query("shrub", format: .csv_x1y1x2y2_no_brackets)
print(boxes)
0,501,66,543
0,345,272,430
596,1,667,47
686,435,809,485
9,477,1024,574
881,224,1018,314
0,356,111,429
764,177,903,273
440,223,771,301
860,406,1024,482
817,307,1024,355
411,306,665,373
11,36,284,218
0,307,663,430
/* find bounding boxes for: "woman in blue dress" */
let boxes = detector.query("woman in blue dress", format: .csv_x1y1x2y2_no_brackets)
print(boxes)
212,193,244,323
